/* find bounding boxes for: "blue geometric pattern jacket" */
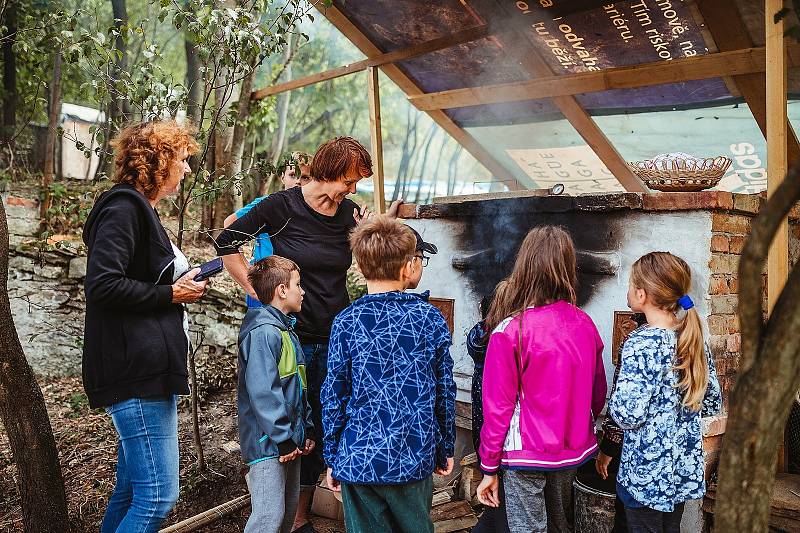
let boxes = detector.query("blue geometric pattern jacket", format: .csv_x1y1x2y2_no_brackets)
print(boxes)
322,291,455,484
609,326,722,512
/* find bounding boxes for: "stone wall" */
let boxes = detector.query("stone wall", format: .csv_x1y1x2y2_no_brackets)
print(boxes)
4,192,244,394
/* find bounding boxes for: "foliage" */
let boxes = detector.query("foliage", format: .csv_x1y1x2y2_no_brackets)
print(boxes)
38,179,99,236
346,269,366,302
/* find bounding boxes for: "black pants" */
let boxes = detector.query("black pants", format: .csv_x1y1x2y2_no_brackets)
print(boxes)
625,502,684,533
472,475,510,533
300,343,328,487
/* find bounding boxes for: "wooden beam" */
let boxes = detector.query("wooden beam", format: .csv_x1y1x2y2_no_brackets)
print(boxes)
696,0,800,165
492,26,645,192
315,4,526,191
367,67,386,213
409,46,793,111
766,0,789,313
251,25,489,100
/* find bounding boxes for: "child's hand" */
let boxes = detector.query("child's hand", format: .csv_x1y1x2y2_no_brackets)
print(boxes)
278,448,301,463
353,205,374,225
326,467,341,493
301,439,315,455
435,457,454,476
595,451,612,480
477,474,500,508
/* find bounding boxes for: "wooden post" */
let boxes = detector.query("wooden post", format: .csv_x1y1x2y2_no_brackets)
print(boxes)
367,66,385,213
766,0,788,312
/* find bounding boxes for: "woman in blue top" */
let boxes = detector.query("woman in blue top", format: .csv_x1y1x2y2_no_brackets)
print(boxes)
610,252,721,533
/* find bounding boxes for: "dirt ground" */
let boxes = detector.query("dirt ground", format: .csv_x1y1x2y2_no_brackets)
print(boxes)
0,376,345,532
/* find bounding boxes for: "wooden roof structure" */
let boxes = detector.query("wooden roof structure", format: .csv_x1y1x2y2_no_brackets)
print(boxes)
251,0,796,305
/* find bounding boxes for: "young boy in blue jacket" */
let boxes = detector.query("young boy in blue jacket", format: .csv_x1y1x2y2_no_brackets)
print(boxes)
322,216,456,533
237,255,315,533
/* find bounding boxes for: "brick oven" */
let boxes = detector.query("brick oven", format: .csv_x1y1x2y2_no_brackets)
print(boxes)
401,190,798,529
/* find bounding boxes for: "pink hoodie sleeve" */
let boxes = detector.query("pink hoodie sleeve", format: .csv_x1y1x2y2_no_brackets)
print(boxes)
591,327,608,418
479,321,519,474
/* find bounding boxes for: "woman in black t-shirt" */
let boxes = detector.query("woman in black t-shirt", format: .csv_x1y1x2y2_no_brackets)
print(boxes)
214,136,400,532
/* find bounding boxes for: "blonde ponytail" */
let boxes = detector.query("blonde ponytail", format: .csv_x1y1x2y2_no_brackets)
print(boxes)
631,252,709,412
674,307,708,411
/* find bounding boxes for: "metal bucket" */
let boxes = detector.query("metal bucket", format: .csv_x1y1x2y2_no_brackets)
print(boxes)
574,464,616,533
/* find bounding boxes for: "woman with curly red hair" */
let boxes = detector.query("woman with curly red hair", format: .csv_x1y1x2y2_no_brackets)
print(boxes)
82,120,208,532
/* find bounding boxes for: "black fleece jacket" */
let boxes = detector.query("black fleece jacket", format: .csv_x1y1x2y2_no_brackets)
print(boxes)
82,184,189,408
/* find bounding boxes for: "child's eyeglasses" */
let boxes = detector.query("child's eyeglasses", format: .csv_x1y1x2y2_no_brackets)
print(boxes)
414,255,429,267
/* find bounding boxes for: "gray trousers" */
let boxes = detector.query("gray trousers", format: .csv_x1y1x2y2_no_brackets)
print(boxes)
245,458,301,533
502,468,576,533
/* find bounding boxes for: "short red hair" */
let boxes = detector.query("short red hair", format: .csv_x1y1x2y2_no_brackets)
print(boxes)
110,120,199,199
311,137,372,182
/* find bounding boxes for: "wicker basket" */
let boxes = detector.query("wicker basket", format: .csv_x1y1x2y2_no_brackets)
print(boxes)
627,155,732,192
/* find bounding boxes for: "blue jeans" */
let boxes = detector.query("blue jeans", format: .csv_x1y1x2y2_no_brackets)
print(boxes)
101,396,180,533
300,343,328,487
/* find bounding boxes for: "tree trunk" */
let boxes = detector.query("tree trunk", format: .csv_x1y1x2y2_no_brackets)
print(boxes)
2,2,17,146
0,201,70,532
109,0,130,123
393,108,418,201
211,84,237,234
412,126,436,203
447,145,462,196
427,135,447,202
41,50,62,223
179,5,203,246
269,34,297,168
714,162,800,530
228,57,258,211
184,0,202,127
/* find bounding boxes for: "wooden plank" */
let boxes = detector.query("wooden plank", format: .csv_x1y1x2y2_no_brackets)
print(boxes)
491,26,645,192
251,25,489,100
434,516,479,533
431,488,454,507
696,0,800,165
367,67,385,213
766,0,789,314
432,188,550,204
430,501,473,523
409,46,789,111
316,5,526,191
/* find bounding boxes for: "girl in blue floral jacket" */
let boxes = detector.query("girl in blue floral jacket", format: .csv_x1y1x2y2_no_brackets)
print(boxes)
610,252,722,533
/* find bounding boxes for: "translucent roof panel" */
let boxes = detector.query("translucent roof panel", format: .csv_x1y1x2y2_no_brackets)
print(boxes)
465,113,627,194
594,103,768,194
333,0,734,126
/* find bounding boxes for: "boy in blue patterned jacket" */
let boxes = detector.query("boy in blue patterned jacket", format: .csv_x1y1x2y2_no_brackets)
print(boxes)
321,216,456,533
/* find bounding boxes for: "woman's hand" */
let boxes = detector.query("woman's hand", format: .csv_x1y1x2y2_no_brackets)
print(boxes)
595,451,612,480
477,474,500,508
386,199,404,218
171,268,209,304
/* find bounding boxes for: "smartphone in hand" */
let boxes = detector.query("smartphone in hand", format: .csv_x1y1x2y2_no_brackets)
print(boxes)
193,257,223,282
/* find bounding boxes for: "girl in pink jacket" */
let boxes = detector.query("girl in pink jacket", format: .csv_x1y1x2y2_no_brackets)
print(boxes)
477,226,607,533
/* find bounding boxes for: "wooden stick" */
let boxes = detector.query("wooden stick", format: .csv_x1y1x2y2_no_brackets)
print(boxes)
489,22,644,193
158,494,250,533
408,45,797,111
766,0,789,313
251,25,488,100
367,66,386,213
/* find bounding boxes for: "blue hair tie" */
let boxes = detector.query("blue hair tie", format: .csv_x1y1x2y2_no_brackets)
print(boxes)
677,295,694,310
